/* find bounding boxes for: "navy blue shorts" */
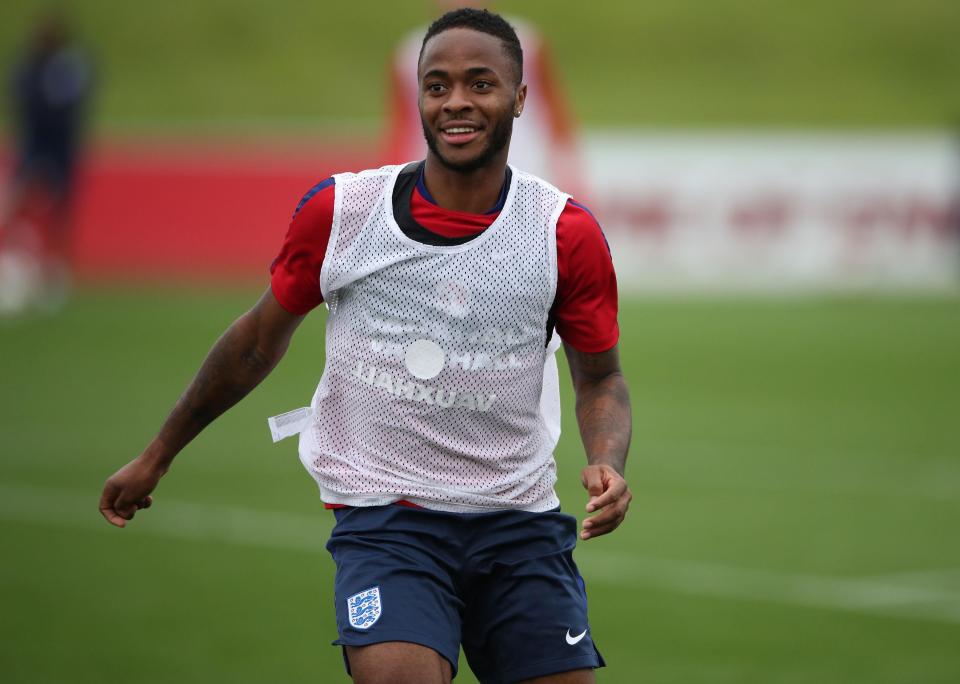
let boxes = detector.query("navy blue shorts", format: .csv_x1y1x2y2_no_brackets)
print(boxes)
326,505,605,683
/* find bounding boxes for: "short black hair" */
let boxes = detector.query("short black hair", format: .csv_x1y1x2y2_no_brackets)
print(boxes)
419,8,523,84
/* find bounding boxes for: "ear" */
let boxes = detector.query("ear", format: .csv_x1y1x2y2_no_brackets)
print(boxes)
514,83,527,118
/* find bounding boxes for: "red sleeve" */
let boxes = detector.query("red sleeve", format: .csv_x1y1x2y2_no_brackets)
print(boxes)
269,179,336,315
553,199,620,353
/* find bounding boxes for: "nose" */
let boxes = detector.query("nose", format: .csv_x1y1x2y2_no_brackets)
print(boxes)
442,83,473,115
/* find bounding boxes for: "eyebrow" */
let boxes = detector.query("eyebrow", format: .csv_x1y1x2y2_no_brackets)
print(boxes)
422,66,498,80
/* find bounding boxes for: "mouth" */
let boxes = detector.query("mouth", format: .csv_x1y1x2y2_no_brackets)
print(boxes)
440,123,482,146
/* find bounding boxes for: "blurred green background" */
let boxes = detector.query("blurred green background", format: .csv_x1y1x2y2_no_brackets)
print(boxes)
2,0,959,132
2,1,960,683
2,293,959,683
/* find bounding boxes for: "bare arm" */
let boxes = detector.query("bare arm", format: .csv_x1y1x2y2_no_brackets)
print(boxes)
564,342,632,540
99,288,305,527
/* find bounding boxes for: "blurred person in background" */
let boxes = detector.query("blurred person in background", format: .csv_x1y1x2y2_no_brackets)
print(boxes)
385,1,583,195
0,11,93,314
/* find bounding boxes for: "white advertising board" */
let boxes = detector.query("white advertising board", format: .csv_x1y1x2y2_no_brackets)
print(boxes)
583,132,960,291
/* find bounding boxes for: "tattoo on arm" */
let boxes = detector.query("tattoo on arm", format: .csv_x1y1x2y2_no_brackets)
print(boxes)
564,344,632,475
151,291,300,466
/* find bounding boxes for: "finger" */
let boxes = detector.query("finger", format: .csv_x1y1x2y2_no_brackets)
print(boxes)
583,503,623,529
99,482,127,527
581,468,604,503
99,503,128,528
582,495,630,539
113,495,138,522
581,509,627,539
580,517,622,540
586,478,627,512
137,496,153,510
98,481,118,515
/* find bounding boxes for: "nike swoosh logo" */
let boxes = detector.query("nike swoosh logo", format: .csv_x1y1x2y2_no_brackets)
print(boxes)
565,628,587,645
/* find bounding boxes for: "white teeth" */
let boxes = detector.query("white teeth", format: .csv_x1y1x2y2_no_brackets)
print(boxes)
445,127,476,134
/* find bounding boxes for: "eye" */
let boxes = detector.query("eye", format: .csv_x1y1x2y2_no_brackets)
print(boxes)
426,82,447,94
473,80,493,90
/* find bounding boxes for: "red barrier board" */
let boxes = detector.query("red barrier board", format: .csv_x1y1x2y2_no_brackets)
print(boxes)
5,139,378,281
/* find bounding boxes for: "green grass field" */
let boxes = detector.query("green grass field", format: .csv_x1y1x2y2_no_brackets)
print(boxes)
2,289,959,683
2,0,959,131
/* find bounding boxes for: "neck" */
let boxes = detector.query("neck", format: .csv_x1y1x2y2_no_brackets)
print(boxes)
422,153,508,214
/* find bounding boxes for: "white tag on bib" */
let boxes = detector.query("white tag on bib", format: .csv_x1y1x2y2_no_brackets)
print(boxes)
267,407,313,443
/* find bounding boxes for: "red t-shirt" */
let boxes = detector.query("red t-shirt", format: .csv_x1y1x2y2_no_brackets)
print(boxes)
270,175,619,353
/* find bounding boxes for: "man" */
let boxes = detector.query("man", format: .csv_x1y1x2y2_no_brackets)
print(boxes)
100,9,631,684
1,12,92,312
385,1,583,194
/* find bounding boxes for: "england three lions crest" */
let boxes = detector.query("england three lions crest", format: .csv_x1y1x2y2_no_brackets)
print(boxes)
347,586,382,629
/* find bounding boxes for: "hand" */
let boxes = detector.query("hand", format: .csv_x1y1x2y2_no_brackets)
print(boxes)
580,464,631,540
99,452,167,527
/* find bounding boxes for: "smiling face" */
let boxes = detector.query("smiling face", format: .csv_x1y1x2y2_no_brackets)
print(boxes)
418,27,526,173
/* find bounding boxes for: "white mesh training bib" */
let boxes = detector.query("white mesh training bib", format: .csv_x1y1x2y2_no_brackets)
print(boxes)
299,164,568,512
